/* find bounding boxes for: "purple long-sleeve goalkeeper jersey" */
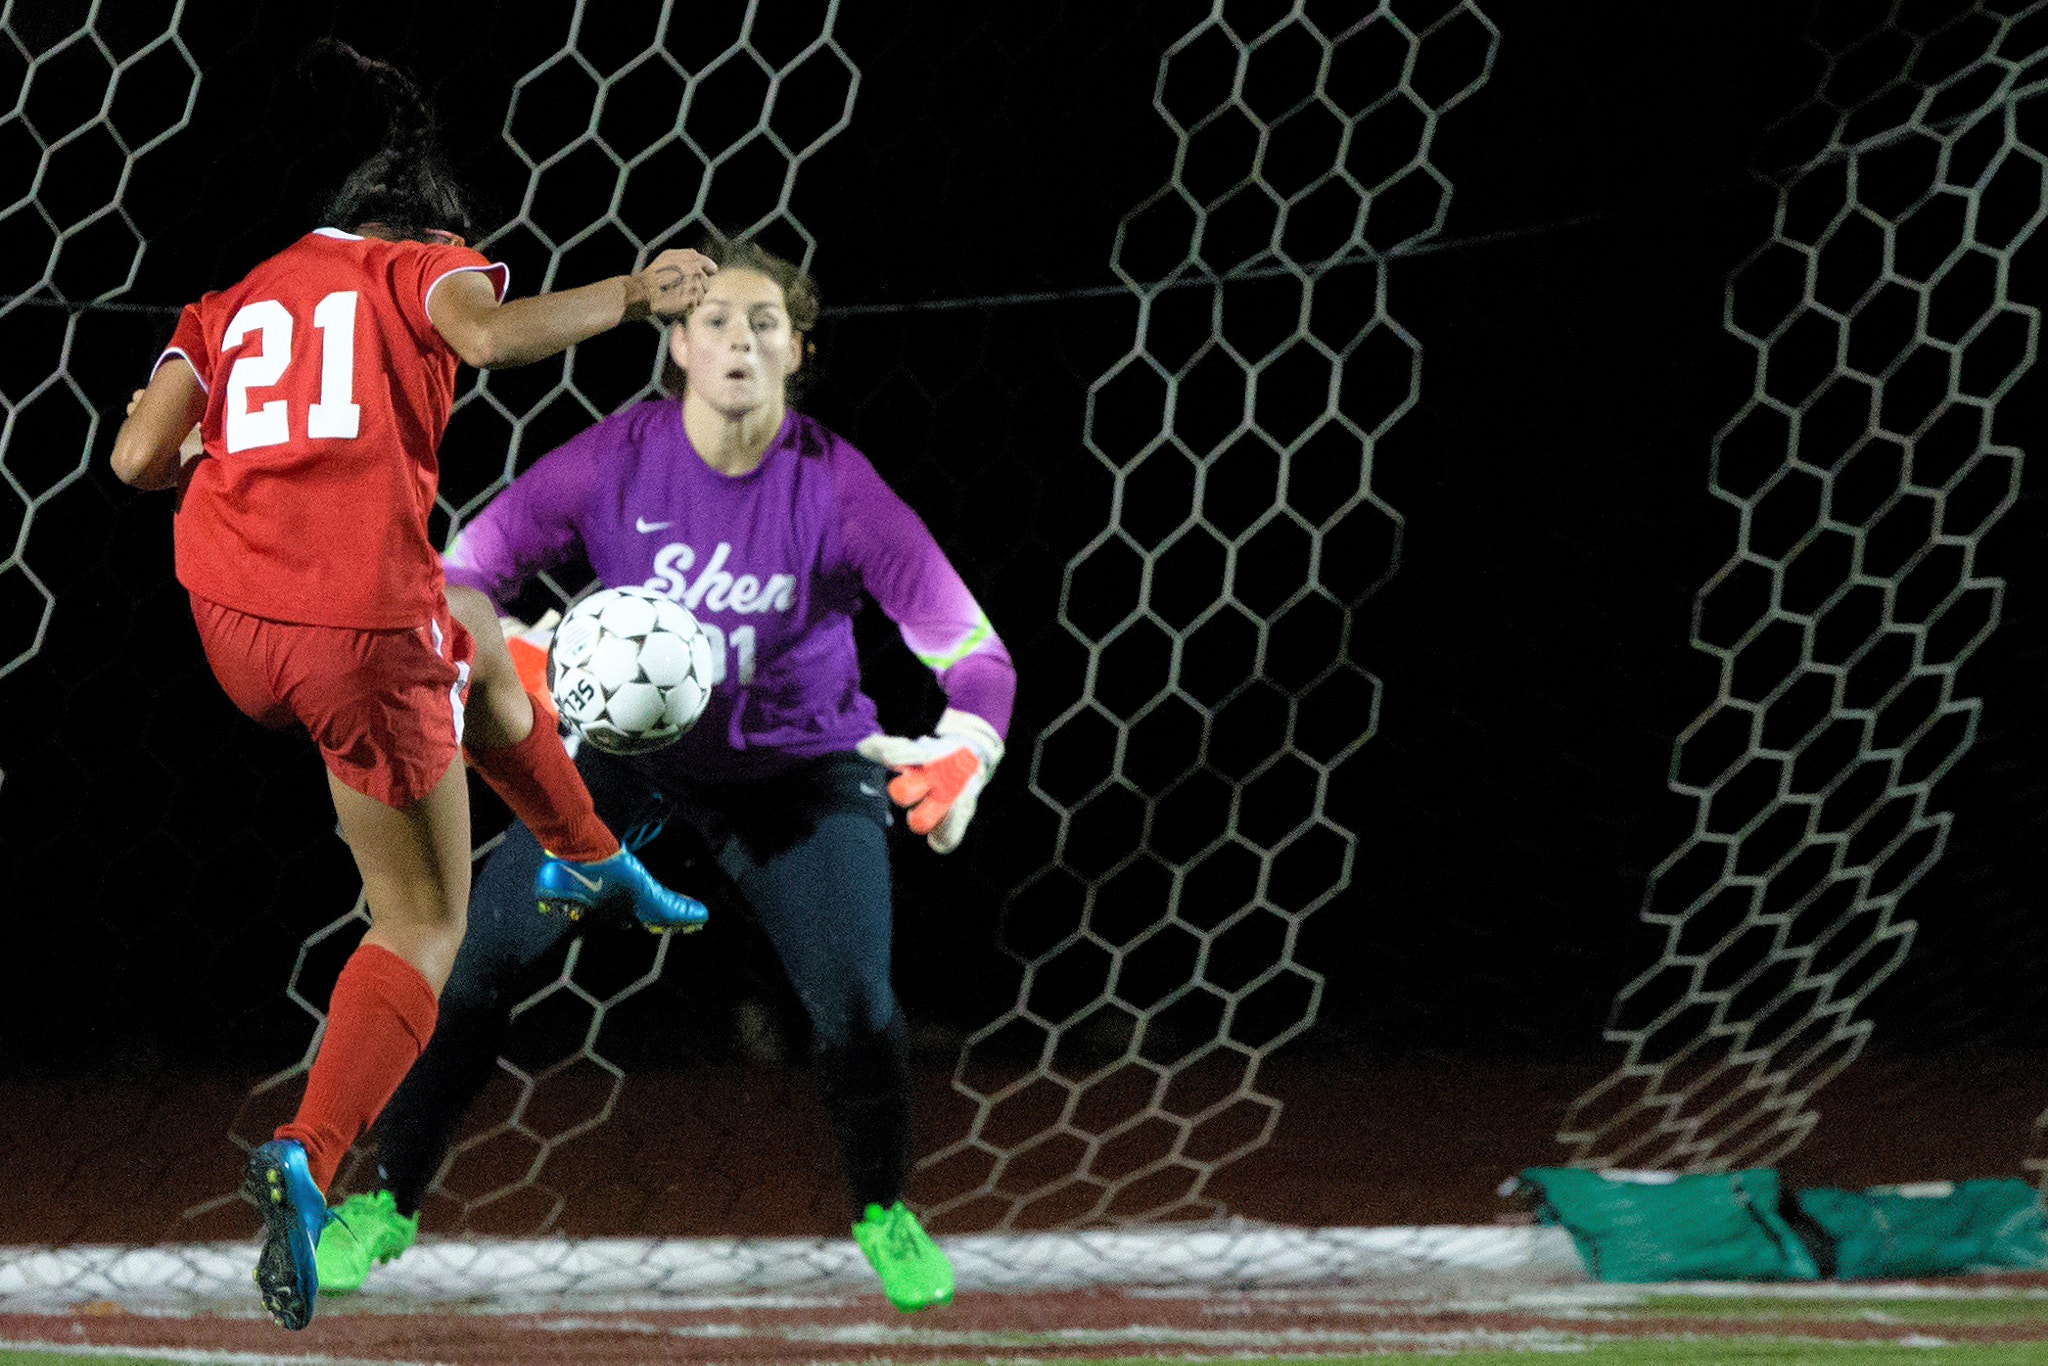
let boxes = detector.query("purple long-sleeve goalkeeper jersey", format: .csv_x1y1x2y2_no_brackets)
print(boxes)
443,400,1015,782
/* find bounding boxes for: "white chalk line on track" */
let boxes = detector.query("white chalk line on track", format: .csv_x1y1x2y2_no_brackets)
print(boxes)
521,1316,1595,1349
0,1340,449,1366
0,1324,1606,1362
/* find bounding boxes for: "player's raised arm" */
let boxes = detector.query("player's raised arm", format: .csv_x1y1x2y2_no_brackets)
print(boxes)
830,448,1016,854
427,247,715,370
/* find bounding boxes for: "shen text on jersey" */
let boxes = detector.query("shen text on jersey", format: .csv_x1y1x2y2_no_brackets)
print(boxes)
644,541,796,615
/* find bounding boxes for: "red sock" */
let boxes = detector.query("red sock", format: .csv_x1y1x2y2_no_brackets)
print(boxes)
466,692,621,862
276,943,440,1193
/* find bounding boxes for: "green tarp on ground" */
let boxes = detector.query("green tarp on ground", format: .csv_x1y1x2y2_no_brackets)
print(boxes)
1516,1168,2048,1282
1517,1167,1819,1282
1797,1179,2048,1279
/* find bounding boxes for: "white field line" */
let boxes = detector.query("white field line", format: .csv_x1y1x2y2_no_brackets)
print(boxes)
538,1318,1595,1350
0,1338,450,1366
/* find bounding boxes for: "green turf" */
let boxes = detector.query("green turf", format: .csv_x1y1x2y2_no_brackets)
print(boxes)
932,1351,2048,1364
904,1350,2048,1366
1375,1347,2048,1364
1634,1293,2048,1325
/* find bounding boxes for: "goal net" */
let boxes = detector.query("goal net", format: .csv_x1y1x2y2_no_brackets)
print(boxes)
913,1,1497,1233
8,0,2048,1318
1563,0,2048,1171
0,0,1512,1304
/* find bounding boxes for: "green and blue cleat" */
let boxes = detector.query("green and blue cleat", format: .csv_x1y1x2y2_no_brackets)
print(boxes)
314,1189,418,1295
244,1139,328,1330
853,1200,954,1312
536,845,708,933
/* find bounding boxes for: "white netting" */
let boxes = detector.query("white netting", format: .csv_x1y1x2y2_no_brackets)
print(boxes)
39,0,2048,1319
0,0,197,680
0,1225,1583,1308
0,0,1507,1291
76,0,1506,1282
916,0,1497,1229
1561,0,2048,1172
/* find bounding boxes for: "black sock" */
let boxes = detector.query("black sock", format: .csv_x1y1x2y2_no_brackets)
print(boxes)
816,1013,913,1218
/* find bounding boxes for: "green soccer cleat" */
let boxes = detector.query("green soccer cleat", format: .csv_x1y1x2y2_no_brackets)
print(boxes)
313,1190,418,1295
852,1200,953,1312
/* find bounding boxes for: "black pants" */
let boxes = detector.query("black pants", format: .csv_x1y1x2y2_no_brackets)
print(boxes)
371,748,912,1221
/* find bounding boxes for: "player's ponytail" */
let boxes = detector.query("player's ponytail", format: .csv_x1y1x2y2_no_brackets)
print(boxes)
308,40,475,242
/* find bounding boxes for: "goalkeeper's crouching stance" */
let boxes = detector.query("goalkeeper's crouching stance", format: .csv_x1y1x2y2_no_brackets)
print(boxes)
313,235,1016,1313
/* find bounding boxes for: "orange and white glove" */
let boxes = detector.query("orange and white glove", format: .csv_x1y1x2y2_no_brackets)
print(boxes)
856,709,1004,854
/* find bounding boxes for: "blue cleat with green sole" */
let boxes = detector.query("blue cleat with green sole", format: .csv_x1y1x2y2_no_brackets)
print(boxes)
536,845,708,933
244,1139,328,1330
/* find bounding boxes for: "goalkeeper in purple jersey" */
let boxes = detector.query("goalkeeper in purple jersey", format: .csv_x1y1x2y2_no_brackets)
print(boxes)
311,239,1014,1312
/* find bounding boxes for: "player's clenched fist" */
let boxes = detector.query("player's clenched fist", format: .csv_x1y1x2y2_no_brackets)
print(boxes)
639,247,716,318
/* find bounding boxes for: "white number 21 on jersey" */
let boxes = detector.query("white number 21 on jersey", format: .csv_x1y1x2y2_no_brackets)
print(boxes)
220,291,361,453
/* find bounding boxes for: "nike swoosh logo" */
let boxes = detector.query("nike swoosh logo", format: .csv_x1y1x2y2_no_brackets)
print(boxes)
860,783,881,797
636,518,674,533
561,866,604,892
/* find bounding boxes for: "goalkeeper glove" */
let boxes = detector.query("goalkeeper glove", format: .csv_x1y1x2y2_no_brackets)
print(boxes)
856,708,1004,854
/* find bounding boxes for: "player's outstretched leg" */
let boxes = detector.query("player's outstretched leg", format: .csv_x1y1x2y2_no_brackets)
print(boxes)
853,1201,954,1312
245,1139,329,1330
315,1190,419,1295
448,587,706,933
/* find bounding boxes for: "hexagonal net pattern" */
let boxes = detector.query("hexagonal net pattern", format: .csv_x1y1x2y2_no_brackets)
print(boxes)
0,2,199,686
0,0,1523,1301
437,0,858,541
1560,1,2048,1173
185,0,861,1236
913,0,1498,1232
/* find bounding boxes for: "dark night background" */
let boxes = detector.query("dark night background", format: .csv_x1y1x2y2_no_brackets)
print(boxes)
3,0,2047,1233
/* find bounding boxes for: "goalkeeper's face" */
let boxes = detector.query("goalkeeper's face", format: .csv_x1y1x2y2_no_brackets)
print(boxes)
669,267,803,418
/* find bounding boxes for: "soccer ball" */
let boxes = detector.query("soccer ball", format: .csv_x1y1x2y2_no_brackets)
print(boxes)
548,585,716,755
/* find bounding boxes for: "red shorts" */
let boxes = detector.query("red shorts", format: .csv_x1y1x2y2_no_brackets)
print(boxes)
190,593,475,808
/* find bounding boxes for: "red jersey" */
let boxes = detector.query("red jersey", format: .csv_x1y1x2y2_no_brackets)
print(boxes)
159,228,509,629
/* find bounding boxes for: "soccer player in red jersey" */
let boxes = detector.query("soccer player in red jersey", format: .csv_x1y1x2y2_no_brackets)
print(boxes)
109,45,711,1330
